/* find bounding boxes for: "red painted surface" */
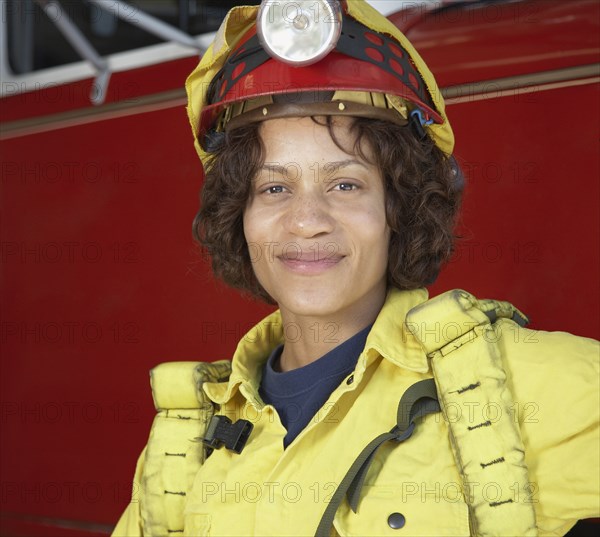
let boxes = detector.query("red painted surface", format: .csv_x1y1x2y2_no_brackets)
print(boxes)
431,81,599,338
0,105,275,529
1,0,598,534
1,56,198,123
391,0,600,86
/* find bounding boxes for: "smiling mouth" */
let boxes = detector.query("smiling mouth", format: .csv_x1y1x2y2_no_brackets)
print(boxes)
278,254,345,274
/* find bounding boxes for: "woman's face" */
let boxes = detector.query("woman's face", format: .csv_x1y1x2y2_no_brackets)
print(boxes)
243,116,390,322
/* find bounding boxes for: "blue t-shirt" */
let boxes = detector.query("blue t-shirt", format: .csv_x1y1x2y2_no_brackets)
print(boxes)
259,324,372,447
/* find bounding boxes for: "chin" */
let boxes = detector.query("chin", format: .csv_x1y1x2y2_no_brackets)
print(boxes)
272,287,342,317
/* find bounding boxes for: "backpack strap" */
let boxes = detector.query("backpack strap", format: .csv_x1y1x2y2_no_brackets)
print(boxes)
314,379,441,537
139,360,231,536
406,289,538,537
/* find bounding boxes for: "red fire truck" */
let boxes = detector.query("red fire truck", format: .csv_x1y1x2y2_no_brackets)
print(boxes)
1,0,598,534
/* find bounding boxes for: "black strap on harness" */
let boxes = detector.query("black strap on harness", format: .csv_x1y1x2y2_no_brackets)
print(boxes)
314,378,441,537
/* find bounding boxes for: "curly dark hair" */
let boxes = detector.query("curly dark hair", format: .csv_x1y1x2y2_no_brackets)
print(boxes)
193,116,462,303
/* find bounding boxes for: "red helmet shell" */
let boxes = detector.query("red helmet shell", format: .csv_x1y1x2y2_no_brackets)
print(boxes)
199,25,443,146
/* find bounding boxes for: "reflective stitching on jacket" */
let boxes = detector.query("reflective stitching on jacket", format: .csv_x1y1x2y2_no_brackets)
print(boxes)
467,420,492,430
480,457,505,468
490,499,514,507
455,381,481,394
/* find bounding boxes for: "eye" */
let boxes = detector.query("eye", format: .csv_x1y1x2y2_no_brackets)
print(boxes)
333,182,359,192
260,184,287,195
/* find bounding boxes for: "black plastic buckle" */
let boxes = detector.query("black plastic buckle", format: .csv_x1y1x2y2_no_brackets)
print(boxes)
202,415,253,454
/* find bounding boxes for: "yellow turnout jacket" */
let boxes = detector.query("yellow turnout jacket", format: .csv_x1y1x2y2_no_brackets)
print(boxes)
113,288,599,536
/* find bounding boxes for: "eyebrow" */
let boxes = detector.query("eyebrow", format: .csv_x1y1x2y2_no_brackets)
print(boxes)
324,159,369,173
260,159,369,176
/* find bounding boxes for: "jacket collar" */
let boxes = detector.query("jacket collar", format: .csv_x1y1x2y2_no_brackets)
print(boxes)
364,287,430,372
203,287,430,405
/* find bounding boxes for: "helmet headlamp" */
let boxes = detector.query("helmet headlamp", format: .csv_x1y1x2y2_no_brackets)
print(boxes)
257,1,343,66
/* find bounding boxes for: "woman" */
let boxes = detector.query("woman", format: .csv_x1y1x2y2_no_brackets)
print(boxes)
114,1,599,535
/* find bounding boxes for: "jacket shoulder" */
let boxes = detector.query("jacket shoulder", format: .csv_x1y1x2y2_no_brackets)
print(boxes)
150,360,232,410
495,321,599,531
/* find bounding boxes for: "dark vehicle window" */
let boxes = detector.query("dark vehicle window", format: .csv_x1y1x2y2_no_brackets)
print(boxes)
6,0,260,75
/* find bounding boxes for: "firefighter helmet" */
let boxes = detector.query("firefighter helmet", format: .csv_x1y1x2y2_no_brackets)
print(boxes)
186,0,454,164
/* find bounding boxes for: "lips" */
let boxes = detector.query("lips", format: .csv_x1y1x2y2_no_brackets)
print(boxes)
278,252,345,274
281,253,342,262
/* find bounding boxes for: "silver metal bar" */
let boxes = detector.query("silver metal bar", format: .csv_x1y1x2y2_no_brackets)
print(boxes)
8,0,35,74
442,64,600,100
35,0,110,104
87,0,203,51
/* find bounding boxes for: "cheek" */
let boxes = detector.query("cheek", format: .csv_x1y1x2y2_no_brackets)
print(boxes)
360,202,390,238
242,211,251,243
242,207,270,275
364,206,390,264
242,204,260,246
242,213,258,269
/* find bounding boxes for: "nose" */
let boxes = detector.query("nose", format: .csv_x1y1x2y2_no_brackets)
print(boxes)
283,191,335,238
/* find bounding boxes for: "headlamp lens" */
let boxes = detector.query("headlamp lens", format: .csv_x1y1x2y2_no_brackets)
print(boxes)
257,1,342,66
